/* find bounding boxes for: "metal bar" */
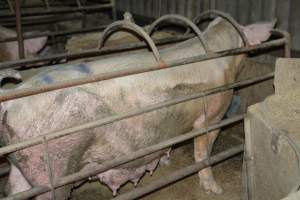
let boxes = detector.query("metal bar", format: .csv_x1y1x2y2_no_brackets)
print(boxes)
15,0,25,59
2,115,245,200
99,17,163,63
0,14,84,27
114,144,244,200
6,0,14,13
0,3,113,18
272,29,291,57
0,72,273,157
0,38,286,102
111,0,117,21
0,25,107,43
0,34,193,69
42,137,56,199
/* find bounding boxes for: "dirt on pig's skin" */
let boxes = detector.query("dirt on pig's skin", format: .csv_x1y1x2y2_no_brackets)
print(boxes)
71,125,243,200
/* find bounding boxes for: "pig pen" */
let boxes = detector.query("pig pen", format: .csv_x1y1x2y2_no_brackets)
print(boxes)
0,10,291,200
69,59,274,200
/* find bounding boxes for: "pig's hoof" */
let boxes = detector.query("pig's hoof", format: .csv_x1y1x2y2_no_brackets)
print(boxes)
200,178,223,195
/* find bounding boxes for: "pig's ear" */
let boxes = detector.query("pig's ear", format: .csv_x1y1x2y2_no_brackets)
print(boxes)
241,20,276,45
24,37,47,54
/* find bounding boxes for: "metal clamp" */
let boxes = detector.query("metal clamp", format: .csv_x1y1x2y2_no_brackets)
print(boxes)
147,14,210,53
98,12,163,63
191,10,250,47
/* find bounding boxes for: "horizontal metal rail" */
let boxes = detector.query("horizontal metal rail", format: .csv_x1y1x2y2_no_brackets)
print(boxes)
1,14,84,27
114,144,244,200
0,38,285,102
2,115,245,200
0,34,193,69
0,3,113,18
0,0,84,10
0,25,108,43
0,72,272,157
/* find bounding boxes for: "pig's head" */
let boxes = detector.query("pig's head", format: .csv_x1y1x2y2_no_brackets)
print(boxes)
206,18,275,81
241,20,276,46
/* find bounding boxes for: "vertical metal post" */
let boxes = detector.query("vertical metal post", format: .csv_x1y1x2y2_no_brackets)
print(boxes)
203,98,210,150
111,0,117,21
44,0,59,49
210,0,216,10
77,0,87,28
15,0,25,59
158,0,162,17
43,136,56,200
285,34,291,58
7,0,15,13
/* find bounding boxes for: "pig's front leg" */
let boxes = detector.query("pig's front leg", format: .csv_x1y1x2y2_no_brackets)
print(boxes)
193,115,223,194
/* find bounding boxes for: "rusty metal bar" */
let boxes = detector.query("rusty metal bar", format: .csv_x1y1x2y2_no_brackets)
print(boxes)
0,14,84,27
148,14,210,53
192,9,250,47
42,137,56,200
6,0,14,13
0,3,113,18
271,29,291,58
111,0,117,21
0,38,286,102
114,144,244,200
0,72,273,157
2,115,245,200
15,0,25,59
0,34,193,69
99,13,163,63
1,1,82,10
0,25,107,43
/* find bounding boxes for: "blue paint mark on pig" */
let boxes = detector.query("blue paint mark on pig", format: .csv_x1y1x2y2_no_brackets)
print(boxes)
76,63,90,74
41,74,54,84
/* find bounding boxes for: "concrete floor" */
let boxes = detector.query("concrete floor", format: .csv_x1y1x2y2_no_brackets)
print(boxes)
71,123,244,200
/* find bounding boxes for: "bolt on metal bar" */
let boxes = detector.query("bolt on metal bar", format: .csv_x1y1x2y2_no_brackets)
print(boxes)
114,144,244,200
0,72,272,157
0,3,113,18
15,0,25,59
1,114,245,200
0,38,286,102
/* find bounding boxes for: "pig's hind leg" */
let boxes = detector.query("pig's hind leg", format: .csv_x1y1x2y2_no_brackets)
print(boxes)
5,163,32,195
193,115,223,194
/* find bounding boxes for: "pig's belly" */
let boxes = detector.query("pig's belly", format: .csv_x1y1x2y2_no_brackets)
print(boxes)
84,96,204,168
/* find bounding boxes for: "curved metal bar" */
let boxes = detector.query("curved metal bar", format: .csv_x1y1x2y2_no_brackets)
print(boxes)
271,29,291,58
191,10,250,47
147,14,210,53
98,18,162,63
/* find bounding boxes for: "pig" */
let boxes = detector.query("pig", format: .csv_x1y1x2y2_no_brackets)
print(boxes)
0,26,47,62
0,17,274,199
